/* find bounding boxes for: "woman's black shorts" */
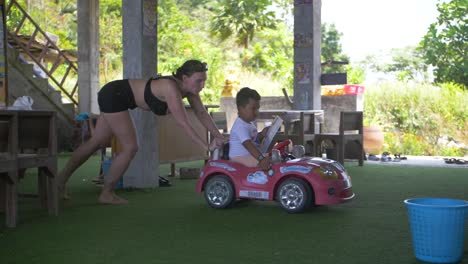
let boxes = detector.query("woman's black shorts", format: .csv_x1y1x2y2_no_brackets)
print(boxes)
97,79,137,113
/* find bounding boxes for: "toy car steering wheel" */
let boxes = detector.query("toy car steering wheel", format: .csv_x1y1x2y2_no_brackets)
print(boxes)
272,139,292,155
259,116,284,153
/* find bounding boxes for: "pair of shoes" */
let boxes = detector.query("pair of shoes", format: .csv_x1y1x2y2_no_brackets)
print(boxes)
394,153,408,160
381,152,392,162
444,158,468,164
444,158,455,164
159,176,171,187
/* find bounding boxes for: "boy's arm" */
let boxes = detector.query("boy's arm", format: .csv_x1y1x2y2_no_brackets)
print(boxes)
242,140,271,170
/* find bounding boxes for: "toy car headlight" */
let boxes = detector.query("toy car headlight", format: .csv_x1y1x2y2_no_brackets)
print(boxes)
292,145,305,158
315,165,338,179
331,161,346,173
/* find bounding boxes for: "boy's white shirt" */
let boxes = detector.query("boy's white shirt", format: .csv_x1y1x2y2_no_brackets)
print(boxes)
229,117,259,158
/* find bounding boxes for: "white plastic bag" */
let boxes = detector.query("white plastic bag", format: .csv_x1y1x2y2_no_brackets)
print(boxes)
9,96,34,110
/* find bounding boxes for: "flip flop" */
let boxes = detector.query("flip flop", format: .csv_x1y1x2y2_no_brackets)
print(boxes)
159,176,172,187
444,158,456,164
394,153,408,160
455,159,468,165
380,153,391,162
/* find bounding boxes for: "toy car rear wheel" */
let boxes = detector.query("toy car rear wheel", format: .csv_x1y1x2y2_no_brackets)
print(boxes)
276,178,312,213
204,175,235,209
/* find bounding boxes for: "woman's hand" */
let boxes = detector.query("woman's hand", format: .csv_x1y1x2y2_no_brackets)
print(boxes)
209,139,219,152
213,136,225,148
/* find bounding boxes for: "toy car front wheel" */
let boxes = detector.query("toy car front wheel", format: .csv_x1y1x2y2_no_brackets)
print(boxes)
204,175,235,209
276,178,313,213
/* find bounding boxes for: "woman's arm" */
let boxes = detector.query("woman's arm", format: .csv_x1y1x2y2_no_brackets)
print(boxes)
161,81,214,150
187,93,224,140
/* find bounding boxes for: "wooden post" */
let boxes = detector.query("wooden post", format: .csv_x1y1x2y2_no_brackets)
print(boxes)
0,0,8,109
293,0,322,114
121,0,159,188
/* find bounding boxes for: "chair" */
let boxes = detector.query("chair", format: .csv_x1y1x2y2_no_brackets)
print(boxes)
313,111,364,166
268,112,319,155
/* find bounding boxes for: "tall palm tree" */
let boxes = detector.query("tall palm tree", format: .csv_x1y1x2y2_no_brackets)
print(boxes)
210,0,278,49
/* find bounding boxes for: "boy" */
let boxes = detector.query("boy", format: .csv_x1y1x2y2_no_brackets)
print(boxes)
229,87,271,170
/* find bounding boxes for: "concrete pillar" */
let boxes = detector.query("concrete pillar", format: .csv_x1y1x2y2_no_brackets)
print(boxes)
293,0,321,112
77,0,100,114
122,0,159,188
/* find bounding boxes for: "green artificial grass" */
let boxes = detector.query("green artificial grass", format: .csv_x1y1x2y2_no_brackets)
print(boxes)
1,154,467,264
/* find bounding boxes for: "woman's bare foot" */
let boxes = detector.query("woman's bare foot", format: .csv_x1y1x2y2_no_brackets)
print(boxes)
98,191,128,205
57,184,70,200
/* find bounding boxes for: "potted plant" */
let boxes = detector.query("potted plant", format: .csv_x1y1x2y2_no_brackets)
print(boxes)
363,116,384,155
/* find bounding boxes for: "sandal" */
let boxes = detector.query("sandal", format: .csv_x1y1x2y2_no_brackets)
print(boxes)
381,152,391,162
444,158,456,164
394,153,408,160
159,176,172,187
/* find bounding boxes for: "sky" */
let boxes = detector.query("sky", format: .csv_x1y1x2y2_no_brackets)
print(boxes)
321,0,444,63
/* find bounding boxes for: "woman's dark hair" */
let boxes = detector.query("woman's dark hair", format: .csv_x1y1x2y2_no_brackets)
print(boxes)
172,60,208,80
236,87,261,107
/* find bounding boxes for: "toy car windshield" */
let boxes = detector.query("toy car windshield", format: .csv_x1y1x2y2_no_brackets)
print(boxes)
259,116,283,153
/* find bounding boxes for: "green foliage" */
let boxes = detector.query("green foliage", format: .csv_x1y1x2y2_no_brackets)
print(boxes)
7,0,77,49
157,0,227,104
419,0,467,88
321,23,349,74
99,0,123,83
240,23,293,89
8,0,359,106
209,0,278,49
365,81,468,156
346,65,365,84
365,46,430,82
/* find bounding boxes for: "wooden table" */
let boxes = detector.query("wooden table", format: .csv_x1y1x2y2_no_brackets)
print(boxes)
0,110,58,228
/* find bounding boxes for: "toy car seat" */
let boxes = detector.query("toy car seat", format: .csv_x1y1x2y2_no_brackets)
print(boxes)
212,143,230,160
222,143,230,160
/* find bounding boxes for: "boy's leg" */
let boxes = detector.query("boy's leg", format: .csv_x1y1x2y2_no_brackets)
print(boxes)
231,155,258,167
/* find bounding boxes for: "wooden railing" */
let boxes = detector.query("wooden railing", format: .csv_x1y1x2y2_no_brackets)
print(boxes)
5,0,78,107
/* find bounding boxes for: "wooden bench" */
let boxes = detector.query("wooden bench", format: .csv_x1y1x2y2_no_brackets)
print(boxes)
0,110,58,228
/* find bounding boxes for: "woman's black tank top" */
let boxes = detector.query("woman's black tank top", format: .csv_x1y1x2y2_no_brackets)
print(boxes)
144,76,179,116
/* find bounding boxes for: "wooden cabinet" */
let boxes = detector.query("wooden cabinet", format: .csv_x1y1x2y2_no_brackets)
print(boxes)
157,108,208,164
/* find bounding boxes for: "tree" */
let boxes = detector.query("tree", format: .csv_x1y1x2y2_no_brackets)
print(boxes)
365,46,430,82
321,23,350,74
209,0,278,49
419,0,467,88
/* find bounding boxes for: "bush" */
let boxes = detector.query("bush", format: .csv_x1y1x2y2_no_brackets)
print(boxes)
364,81,468,156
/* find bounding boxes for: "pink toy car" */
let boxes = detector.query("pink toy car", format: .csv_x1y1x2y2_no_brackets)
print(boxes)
196,139,355,213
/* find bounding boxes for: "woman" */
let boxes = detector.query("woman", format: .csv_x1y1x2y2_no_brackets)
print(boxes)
58,60,225,204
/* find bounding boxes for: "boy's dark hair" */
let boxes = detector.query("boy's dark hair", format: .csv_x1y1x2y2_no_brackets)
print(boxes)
236,87,261,107
172,60,208,79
